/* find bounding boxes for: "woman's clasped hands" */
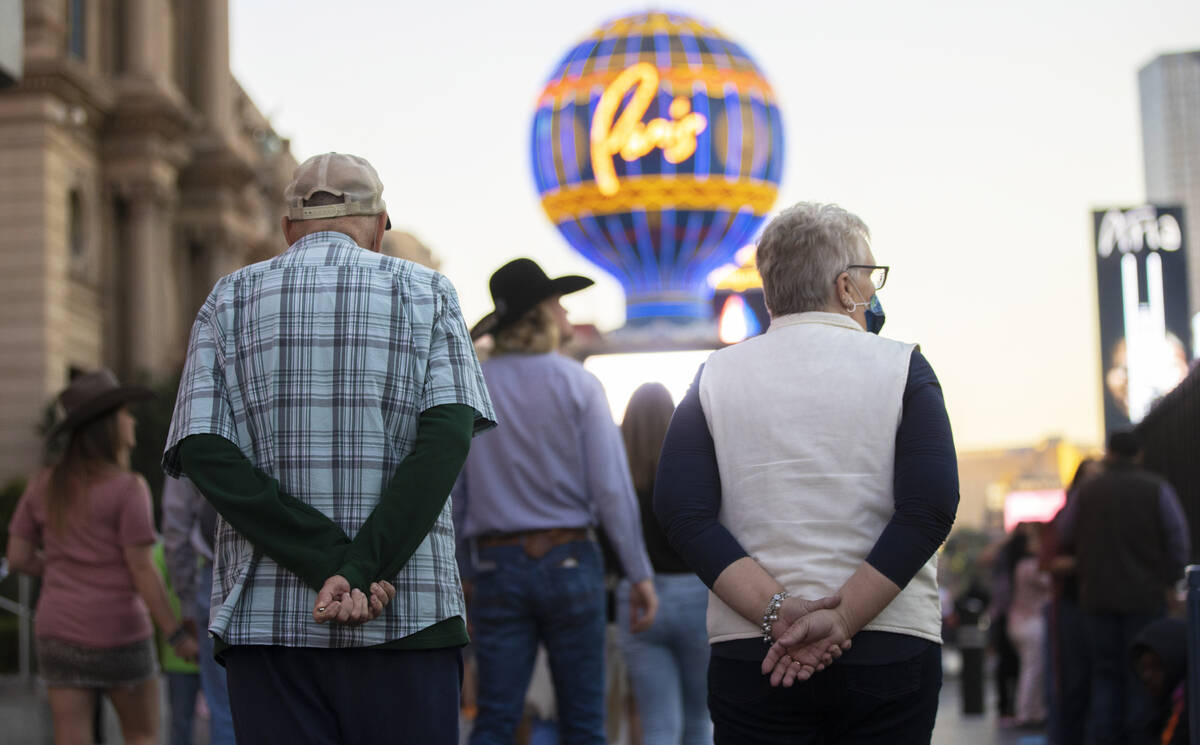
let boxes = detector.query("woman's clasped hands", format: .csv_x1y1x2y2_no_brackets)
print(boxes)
761,594,853,687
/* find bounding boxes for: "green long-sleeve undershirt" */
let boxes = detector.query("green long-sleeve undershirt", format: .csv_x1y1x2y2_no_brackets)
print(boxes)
178,403,475,649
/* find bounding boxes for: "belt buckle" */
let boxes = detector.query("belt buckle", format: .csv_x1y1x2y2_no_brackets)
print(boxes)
522,532,555,560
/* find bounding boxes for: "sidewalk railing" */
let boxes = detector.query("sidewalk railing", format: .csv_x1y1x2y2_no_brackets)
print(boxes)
0,559,34,683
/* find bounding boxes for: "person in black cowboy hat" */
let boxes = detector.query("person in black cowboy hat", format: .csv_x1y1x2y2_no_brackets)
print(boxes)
469,257,594,344
7,369,198,745
453,258,658,745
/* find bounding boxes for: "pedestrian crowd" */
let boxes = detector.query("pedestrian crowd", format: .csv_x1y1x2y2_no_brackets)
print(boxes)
974,430,1190,745
3,150,1185,745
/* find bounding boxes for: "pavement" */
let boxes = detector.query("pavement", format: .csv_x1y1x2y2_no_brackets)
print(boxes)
1,648,1044,744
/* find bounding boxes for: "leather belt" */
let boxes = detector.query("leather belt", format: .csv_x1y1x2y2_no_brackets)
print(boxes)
476,527,592,560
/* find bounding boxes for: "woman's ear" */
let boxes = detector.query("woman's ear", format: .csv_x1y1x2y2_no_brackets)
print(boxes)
834,271,851,307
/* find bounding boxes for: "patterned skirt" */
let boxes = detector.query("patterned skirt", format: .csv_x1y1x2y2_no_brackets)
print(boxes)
36,636,158,688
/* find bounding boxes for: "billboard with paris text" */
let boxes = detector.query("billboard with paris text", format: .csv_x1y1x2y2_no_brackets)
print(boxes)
1093,205,1190,437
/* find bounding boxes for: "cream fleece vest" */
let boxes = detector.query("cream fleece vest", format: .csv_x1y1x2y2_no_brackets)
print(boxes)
699,312,942,644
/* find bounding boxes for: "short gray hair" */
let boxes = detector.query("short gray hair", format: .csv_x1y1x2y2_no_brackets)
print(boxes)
755,202,870,316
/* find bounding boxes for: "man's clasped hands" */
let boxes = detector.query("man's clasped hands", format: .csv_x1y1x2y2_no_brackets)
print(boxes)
312,575,397,626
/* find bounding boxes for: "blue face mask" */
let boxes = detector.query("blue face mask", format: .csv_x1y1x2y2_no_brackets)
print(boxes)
865,294,885,335
849,285,886,334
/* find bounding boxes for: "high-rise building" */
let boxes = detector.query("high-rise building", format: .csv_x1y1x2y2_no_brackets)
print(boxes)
1139,51,1200,326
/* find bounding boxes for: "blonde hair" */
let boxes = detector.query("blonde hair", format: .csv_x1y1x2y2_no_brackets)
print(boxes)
620,383,676,493
493,303,559,355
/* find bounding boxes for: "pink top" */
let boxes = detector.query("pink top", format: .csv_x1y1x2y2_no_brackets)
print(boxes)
9,468,156,648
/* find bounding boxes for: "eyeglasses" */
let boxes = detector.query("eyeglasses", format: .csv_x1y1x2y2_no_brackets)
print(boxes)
846,265,889,290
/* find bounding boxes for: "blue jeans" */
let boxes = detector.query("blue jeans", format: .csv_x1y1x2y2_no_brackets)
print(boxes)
1084,610,1160,745
196,563,236,745
616,573,711,745
166,671,199,745
468,540,607,745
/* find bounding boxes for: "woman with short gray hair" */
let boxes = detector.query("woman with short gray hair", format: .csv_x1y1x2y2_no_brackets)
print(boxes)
655,202,959,743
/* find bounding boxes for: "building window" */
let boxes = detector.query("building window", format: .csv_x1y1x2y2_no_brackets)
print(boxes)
68,0,86,60
112,0,126,73
68,190,85,262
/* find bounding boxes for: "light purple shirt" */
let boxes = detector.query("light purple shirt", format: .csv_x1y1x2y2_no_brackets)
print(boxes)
451,352,652,583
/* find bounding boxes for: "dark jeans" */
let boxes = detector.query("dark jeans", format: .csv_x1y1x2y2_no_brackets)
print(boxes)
166,671,199,745
223,644,463,745
1055,596,1091,745
1085,610,1160,745
195,563,235,745
708,643,942,744
991,614,1019,717
468,540,607,745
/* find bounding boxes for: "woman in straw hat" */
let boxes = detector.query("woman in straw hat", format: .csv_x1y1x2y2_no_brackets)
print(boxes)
6,369,198,745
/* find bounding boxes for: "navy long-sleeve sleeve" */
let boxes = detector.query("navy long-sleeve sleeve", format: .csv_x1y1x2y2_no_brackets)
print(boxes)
864,350,959,587
654,349,958,590
653,366,747,588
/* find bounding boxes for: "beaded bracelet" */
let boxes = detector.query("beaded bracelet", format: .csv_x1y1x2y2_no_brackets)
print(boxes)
761,591,789,644
167,626,189,646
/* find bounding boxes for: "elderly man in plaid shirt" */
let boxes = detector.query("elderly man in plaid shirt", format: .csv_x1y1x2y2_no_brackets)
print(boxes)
163,152,496,745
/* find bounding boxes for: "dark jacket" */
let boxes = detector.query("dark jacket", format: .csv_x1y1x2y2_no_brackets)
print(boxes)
1074,462,1183,614
1131,618,1188,745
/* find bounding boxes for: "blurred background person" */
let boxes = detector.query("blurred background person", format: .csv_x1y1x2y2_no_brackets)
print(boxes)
617,382,710,745
152,541,200,745
1130,618,1188,745
1041,457,1104,745
5,370,197,745
1060,431,1190,745
981,530,1021,723
162,475,236,744
1007,521,1050,728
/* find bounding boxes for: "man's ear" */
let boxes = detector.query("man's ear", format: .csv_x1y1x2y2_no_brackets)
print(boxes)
372,213,388,253
282,216,297,245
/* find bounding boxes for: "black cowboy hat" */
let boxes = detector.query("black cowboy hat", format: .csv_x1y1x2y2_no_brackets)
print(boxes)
47,369,155,441
471,258,593,340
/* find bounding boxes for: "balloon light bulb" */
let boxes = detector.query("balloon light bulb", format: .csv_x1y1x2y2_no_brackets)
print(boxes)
719,295,760,344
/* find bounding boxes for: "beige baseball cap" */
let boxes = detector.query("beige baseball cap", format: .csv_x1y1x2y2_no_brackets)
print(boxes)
284,152,391,229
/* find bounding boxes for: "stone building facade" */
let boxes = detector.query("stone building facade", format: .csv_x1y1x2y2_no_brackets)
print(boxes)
0,0,297,482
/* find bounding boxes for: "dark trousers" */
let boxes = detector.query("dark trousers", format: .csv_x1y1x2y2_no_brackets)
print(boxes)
991,615,1019,717
1055,596,1091,745
708,643,942,744
1085,611,1160,745
224,644,463,745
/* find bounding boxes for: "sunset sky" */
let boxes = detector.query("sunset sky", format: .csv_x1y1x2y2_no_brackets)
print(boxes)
229,0,1200,450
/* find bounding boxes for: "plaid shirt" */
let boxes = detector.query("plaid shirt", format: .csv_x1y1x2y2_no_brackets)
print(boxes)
163,231,495,648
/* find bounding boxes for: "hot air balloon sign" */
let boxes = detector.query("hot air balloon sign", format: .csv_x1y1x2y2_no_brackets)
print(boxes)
531,11,784,323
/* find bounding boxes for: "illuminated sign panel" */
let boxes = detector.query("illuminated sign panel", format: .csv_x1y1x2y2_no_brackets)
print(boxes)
1093,205,1191,436
1003,490,1066,532
531,11,784,324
